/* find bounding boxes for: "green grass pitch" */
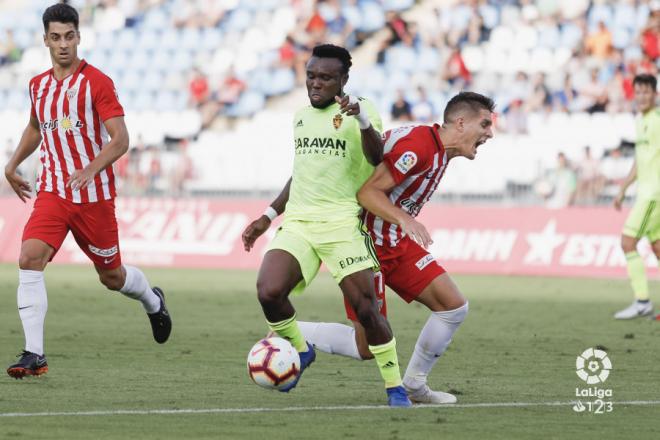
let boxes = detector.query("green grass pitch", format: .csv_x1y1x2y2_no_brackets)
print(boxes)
0,263,658,439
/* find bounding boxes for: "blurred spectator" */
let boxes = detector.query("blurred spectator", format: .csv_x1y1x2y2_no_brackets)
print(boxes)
641,7,660,61
585,21,613,60
504,99,528,135
169,140,193,196
217,68,246,109
600,147,634,198
411,86,434,123
553,73,578,112
390,90,413,122
0,30,21,66
526,73,551,113
442,46,471,87
385,11,414,47
578,68,609,113
188,68,210,108
575,146,604,204
536,152,577,209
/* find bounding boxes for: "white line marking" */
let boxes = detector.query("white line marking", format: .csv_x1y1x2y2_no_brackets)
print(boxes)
1,401,659,418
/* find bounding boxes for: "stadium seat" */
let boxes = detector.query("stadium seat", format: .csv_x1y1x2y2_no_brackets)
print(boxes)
357,2,385,33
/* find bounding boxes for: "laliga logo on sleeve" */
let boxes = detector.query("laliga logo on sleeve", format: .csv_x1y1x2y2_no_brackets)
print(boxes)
576,347,611,384
394,151,417,174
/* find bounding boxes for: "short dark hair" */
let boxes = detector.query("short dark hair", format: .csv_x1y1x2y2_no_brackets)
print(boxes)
311,44,352,74
633,74,657,91
444,91,495,123
43,3,79,32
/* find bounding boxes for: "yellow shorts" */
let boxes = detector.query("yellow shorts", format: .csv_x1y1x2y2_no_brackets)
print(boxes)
623,199,660,242
267,217,379,295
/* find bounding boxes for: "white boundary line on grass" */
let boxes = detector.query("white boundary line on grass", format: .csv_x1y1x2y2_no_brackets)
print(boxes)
2,400,660,418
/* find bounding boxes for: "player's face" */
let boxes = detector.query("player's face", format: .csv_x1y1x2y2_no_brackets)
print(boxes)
633,83,656,113
459,109,494,160
306,56,347,108
44,21,80,68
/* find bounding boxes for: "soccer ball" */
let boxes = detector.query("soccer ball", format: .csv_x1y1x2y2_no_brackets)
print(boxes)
247,337,300,390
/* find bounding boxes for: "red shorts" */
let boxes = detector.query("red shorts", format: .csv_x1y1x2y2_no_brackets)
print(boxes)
344,235,446,320
22,191,122,270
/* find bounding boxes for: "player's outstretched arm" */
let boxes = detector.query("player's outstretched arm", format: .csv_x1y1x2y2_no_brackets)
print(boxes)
4,116,42,202
335,95,383,165
67,116,129,191
613,159,637,211
242,177,292,252
358,164,433,248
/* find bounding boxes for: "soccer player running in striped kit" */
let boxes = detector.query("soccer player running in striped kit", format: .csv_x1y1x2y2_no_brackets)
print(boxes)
613,74,660,320
242,44,411,407
293,92,495,404
4,3,171,379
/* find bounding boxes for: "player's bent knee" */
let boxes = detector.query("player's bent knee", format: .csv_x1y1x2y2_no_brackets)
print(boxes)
256,280,288,306
99,272,124,291
620,236,638,253
439,302,469,325
18,246,50,271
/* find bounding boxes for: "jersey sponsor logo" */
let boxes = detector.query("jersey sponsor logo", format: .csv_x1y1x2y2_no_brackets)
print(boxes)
338,254,371,269
40,116,84,133
103,256,117,264
400,198,422,216
394,151,417,174
333,113,343,130
294,137,347,158
88,244,118,258
415,254,435,270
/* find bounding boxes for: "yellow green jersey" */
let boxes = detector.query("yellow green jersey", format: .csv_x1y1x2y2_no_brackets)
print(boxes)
285,97,382,221
635,107,660,200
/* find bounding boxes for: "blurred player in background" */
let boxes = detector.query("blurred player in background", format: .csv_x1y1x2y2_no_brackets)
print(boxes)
3,3,171,379
294,92,495,404
242,44,411,407
613,74,660,320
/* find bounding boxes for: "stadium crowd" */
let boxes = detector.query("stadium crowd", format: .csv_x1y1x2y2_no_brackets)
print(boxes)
0,0,658,201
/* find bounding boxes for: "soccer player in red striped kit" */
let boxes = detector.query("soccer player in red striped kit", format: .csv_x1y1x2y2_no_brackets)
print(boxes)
3,3,171,379
297,92,495,403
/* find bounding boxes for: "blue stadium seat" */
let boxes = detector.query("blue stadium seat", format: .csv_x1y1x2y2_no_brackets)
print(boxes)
225,91,265,118
357,2,385,33
263,68,295,96
117,29,139,51
142,7,169,31
224,9,254,33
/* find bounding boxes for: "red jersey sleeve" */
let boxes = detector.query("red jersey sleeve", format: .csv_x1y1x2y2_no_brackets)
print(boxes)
382,127,436,185
90,74,124,122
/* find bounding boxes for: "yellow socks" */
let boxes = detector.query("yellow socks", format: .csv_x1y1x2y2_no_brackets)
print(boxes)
267,314,308,352
625,251,649,301
369,338,403,388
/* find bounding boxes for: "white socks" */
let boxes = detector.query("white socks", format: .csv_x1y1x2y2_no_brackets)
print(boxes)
17,269,48,356
297,321,362,360
119,265,160,314
403,302,469,391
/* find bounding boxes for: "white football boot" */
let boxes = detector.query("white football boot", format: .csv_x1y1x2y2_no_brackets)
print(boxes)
614,300,654,319
404,384,457,404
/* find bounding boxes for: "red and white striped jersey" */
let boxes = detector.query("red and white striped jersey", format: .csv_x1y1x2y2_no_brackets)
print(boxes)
29,59,124,203
364,124,448,247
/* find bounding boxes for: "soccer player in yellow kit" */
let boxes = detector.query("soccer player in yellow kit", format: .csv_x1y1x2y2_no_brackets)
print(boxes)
613,74,660,320
243,44,411,406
